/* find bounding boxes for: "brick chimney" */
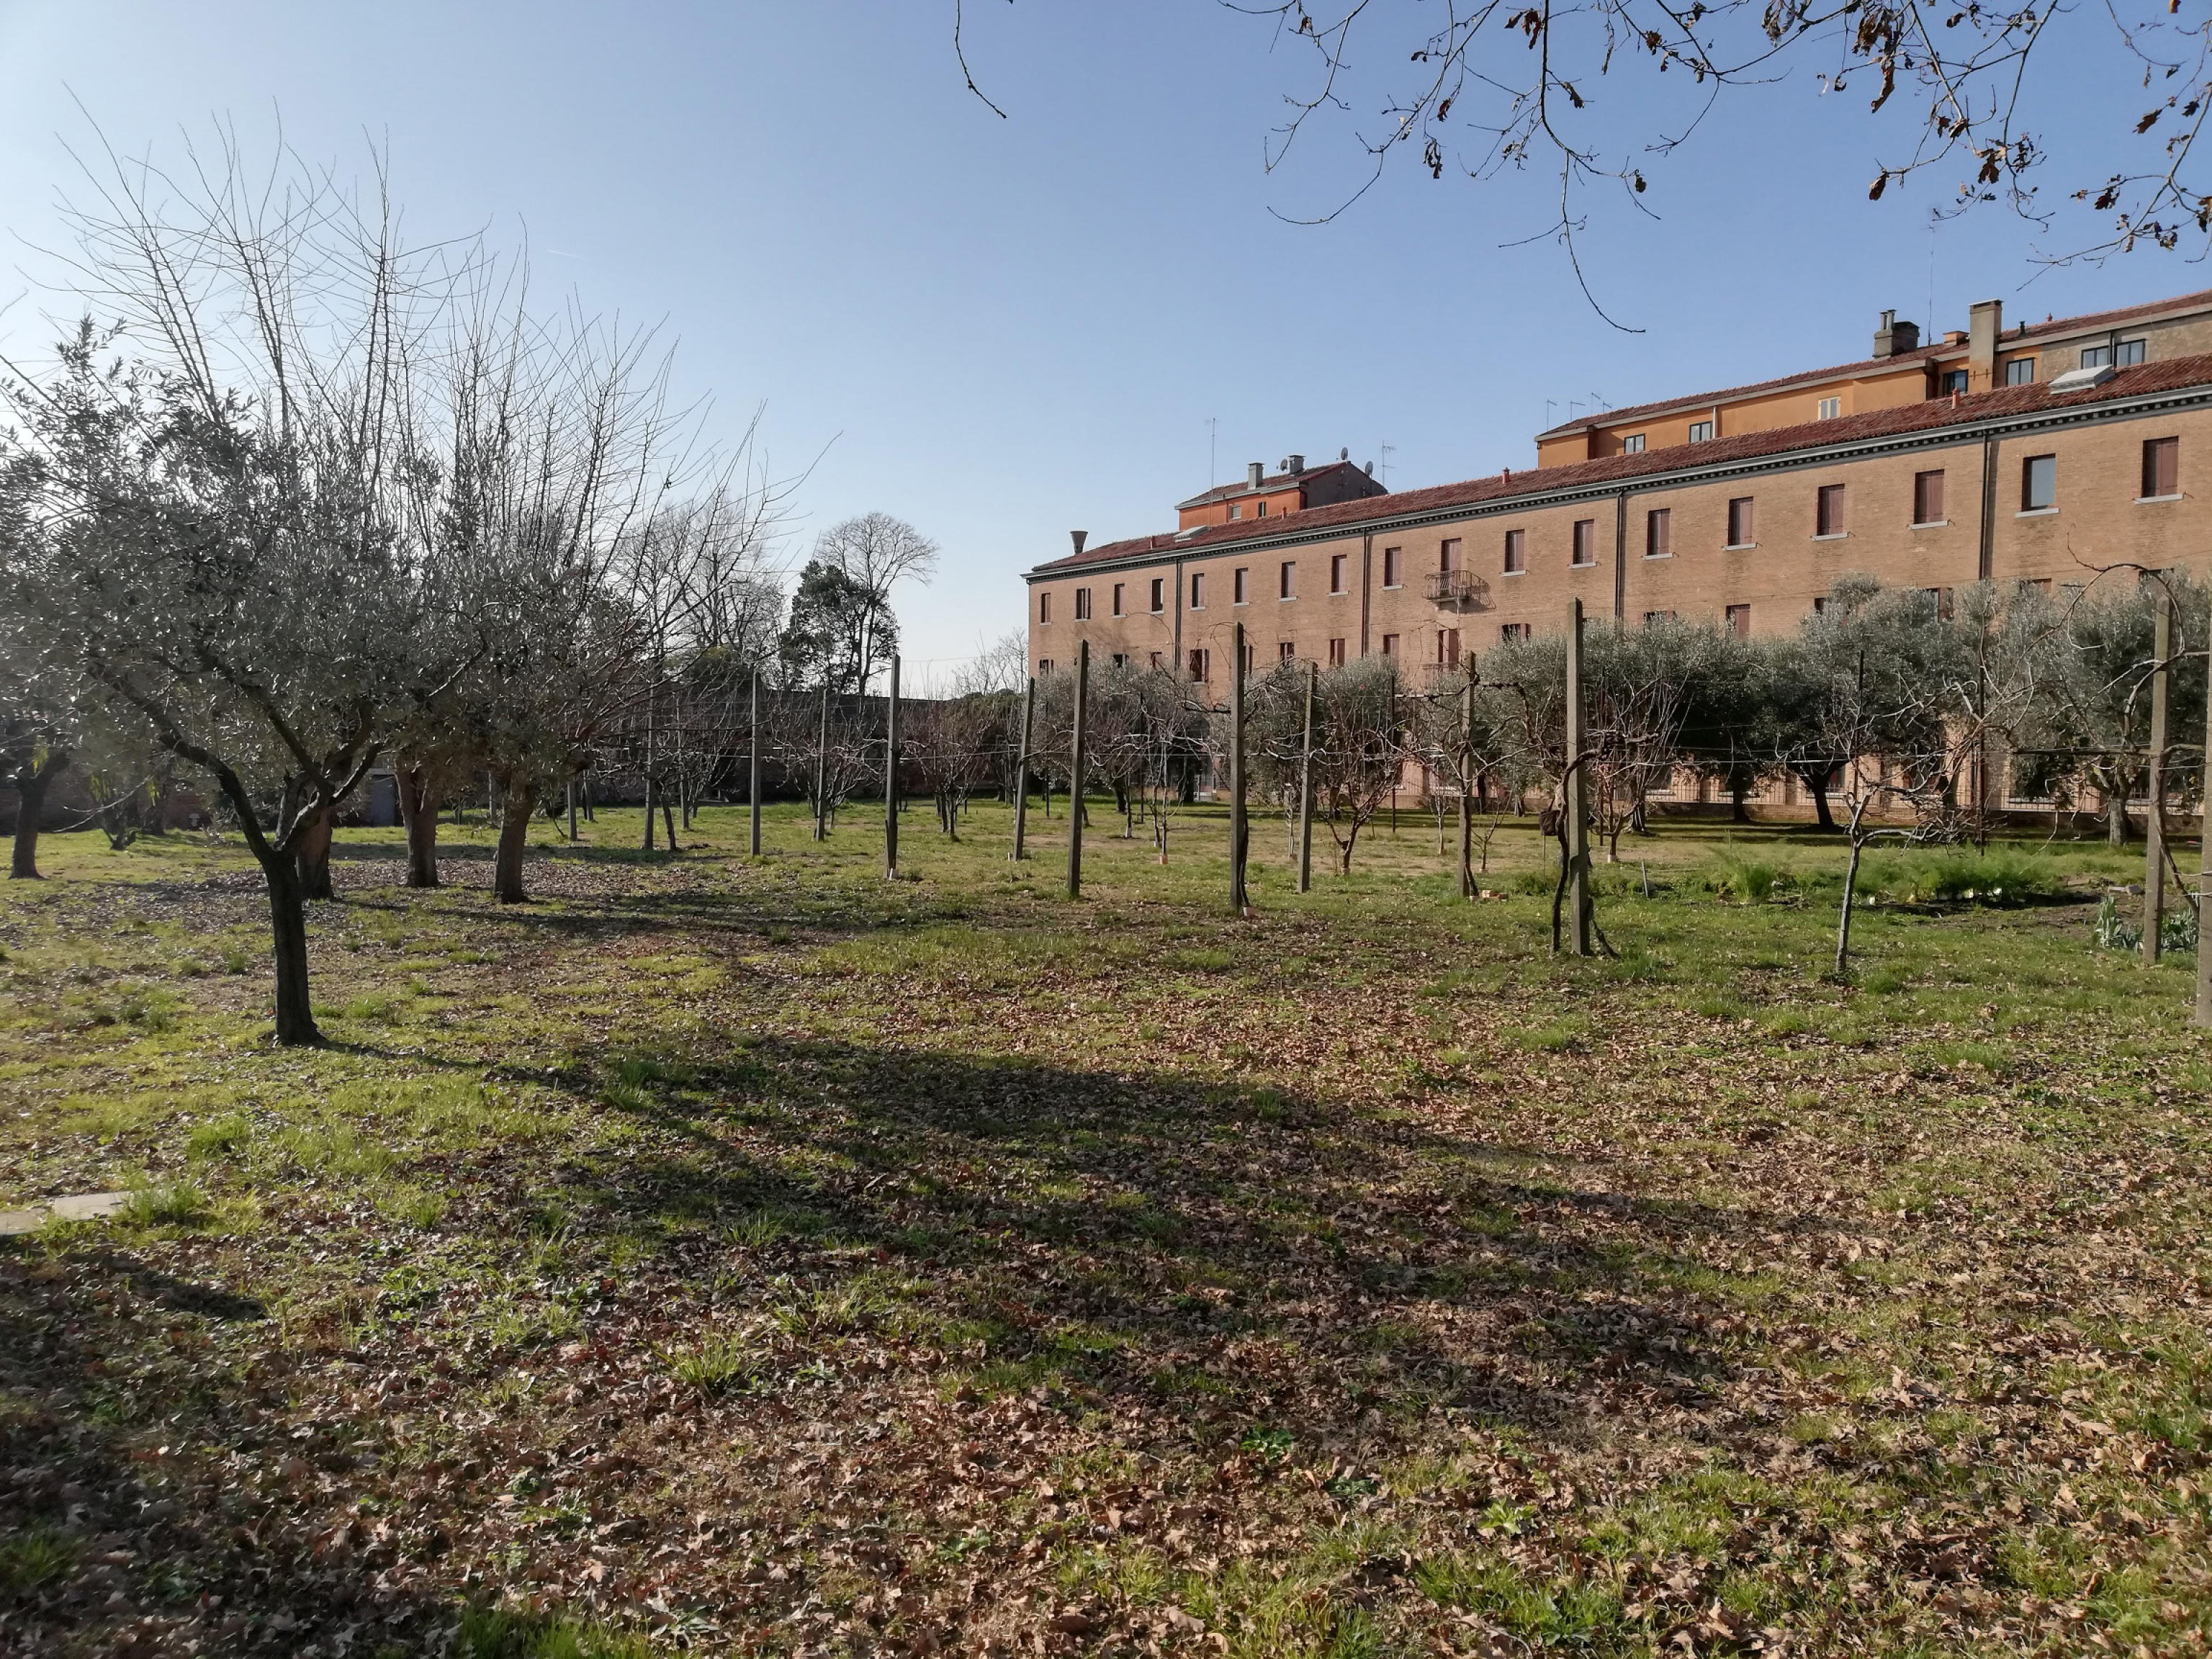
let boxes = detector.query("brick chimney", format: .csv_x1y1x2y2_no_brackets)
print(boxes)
1282,454,1305,475
1069,530,1087,557
1968,298,2002,392
1873,309,1921,359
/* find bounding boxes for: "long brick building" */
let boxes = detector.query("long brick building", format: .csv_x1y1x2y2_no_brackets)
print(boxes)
1025,291,2212,690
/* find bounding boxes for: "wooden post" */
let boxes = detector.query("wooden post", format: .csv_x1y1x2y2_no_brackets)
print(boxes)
566,778,577,842
2196,632,2212,1024
1565,598,1594,956
884,655,902,877
1296,660,1316,894
1011,676,1035,860
2146,593,2172,963
812,679,830,841
1231,622,1249,912
748,670,763,857
1457,651,1475,900
1066,642,1089,899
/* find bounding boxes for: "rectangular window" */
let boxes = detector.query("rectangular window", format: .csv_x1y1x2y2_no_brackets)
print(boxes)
1499,622,1529,643
1227,503,1241,521
1439,538,1461,572
2022,454,2056,512
2085,340,2147,369
1503,529,1526,574
1149,577,1165,613
1816,484,1848,536
1622,433,1646,454
1038,591,1053,624
1038,659,1054,675
1726,497,1755,547
1812,596,1828,616
1437,626,1461,665
1570,518,1595,567
1382,547,1402,588
1188,647,1210,681
1255,500,1267,518
2120,338,2146,366
1190,572,1205,608
1645,508,1671,558
1642,609,1676,626
1110,652,1128,667
1074,587,1092,620
1922,586,1955,621
1242,640,1256,673
1941,369,1969,395
2142,436,2180,500
1817,396,1841,421
1111,582,1125,617
1279,640,1297,662
1278,560,1295,599
2005,357,2036,386
1912,469,1945,526
1726,603,1750,639
1148,650,1164,669
1330,553,1348,593
1328,637,1346,667
1380,633,1399,659
1233,567,1249,605
1688,419,1714,443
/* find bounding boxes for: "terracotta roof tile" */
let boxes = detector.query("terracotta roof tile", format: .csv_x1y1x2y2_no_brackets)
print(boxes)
1032,354,2212,577
1535,287,2212,438
1174,458,1369,508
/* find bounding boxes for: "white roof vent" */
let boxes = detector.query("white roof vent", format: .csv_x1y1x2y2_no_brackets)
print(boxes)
2046,364,2116,393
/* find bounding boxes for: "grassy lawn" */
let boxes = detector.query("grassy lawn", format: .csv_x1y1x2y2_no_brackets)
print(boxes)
1,797,2208,1657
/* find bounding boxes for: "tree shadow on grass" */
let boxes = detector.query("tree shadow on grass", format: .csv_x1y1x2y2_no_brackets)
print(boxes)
0,1035,1787,1656
528,1034,1766,1443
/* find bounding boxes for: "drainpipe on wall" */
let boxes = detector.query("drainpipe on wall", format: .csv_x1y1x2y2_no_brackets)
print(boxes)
1977,431,2000,583
1611,491,1629,622
1359,532,1374,657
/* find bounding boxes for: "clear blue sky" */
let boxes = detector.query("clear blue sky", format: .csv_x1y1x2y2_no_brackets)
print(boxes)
0,1,2184,685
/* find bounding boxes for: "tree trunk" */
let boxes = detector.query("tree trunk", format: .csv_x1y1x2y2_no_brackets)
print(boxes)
1797,767,1838,831
1730,773,1751,824
397,763,441,888
1835,833,1866,976
2105,778,2132,846
295,801,336,901
495,774,536,902
260,850,321,1046
10,760,60,879
642,771,657,850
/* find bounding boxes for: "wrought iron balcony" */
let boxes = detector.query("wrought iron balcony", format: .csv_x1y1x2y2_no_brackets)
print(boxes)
1425,569,1487,607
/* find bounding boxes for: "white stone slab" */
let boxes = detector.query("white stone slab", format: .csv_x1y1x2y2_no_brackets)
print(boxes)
0,1190,132,1235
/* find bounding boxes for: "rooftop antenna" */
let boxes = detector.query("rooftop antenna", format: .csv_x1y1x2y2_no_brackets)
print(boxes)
1207,416,1218,488
1378,441,1395,489
1545,397,1557,428
1590,392,1611,412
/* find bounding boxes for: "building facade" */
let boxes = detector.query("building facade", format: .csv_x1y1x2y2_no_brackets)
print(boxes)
1025,292,2212,695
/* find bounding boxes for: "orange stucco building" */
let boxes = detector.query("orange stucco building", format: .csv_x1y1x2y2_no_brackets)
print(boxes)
1025,292,2212,705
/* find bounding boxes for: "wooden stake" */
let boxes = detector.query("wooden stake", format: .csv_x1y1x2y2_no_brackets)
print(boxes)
812,679,830,841
884,655,901,878
1011,676,1034,860
1457,651,1475,900
2146,593,2172,963
1564,598,1594,956
1066,642,1089,899
1231,623,1249,912
1296,659,1316,894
